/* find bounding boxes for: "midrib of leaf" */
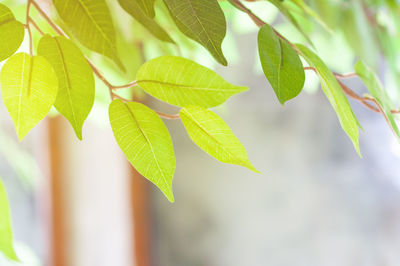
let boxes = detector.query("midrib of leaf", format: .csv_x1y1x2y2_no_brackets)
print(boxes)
182,0,224,60
137,79,243,92
54,38,78,129
182,110,246,164
74,0,116,53
139,0,150,15
16,54,26,135
277,39,283,100
124,104,170,190
0,17,14,27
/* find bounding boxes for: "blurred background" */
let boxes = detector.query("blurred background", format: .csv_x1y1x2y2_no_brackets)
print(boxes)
1,0,400,266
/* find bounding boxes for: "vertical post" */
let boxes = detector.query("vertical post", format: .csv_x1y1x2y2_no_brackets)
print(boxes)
48,116,67,266
130,165,152,266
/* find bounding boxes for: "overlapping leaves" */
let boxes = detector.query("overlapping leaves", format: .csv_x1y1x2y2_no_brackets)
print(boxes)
38,35,95,140
52,0,124,69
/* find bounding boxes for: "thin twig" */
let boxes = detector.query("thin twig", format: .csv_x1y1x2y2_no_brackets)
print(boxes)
28,18,44,35
31,0,65,36
112,81,138,89
304,66,356,79
26,0,33,55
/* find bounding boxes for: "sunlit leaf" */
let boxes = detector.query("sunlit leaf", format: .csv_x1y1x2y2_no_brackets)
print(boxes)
180,106,259,172
258,24,305,104
0,178,18,262
163,0,228,65
355,60,400,138
118,0,174,43
52,0,124,69
0,3,24,62
109,100,175,202
0,53,58,140
136,56,247,107
37,35,95,140
297,45,361,155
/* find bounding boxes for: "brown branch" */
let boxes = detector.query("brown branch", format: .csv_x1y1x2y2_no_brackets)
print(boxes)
228,0,297,50
26,0,33,55
28,18,44,35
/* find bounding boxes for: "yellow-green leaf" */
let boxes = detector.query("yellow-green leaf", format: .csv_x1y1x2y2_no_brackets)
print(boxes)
0,53,58,141
37,35,95,140
258,24,305,104
136,56,247,108
0,178,18,261
297,44,361,155
53,0,124,69
355,60,400,139
163,0,228,65
180,106,259,172
109,100,175,202
0,3,24,62
118,0,174,43
134,0,155,18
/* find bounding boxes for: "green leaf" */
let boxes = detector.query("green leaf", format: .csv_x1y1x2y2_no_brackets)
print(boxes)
37,35,95,140
355,60,400,138
52,0,124,69
0,178,18,261
180,106,258,172
118,0,174,43
0,3,24,62
0,53,58,141
135,0,156,18
136,56,247,108
109,100,175,202
265,0,314,46
288,0,332,33
297,44,361,155
163,0,228,65
258,24,305,104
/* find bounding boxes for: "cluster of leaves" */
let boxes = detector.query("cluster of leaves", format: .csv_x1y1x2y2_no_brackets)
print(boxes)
0,0,399,218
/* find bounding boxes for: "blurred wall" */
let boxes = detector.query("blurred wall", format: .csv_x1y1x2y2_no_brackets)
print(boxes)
151,31,400,266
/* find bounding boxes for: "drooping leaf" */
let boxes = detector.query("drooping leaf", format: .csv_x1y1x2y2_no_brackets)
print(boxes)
258,24,305,104
118,0,174,43
37,35,95,140
109,100,175,202
0,53,58,141
288,0,332,33
0,178,18,261
342,2,379,68
180,106,258,172
52,0,124,69
136,56,247,108
355,60,400,138
297,45,361,154
163,0,228,65
0,3,24,62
